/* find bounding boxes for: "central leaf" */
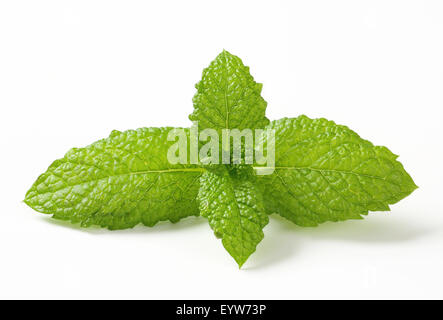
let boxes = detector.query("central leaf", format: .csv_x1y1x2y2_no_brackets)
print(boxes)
189,50,269,134
197,167,269,267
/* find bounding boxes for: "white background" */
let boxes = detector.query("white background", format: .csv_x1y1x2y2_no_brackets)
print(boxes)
1,0,442,299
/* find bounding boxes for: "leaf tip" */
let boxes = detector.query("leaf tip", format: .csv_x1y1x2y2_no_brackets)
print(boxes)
220,49,233,59
232,252,251,269
23,191,32,207
236,258,246,269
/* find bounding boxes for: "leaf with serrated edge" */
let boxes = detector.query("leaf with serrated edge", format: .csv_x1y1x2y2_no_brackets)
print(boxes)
256,116,417,226
198,167,269,267
189,50,269,134
24,128,204,230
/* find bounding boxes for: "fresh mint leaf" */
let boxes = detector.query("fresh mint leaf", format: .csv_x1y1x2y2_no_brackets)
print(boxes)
189,50,269,134
197,166,269,267
24,51,418,268
25,128,204,229
256,116,418,226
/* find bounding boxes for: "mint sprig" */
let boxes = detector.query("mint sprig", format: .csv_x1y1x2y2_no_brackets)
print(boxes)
24,50,417,267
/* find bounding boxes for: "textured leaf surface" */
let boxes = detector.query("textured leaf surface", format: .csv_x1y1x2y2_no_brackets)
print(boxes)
189,50,269,133
257,116,417,226
198,167,269,267
25,128,204,229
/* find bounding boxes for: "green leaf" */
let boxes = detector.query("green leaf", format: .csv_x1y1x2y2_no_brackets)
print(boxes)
189,50,269,133
256,116,417,227
197,166,269,267
24,127,204,230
